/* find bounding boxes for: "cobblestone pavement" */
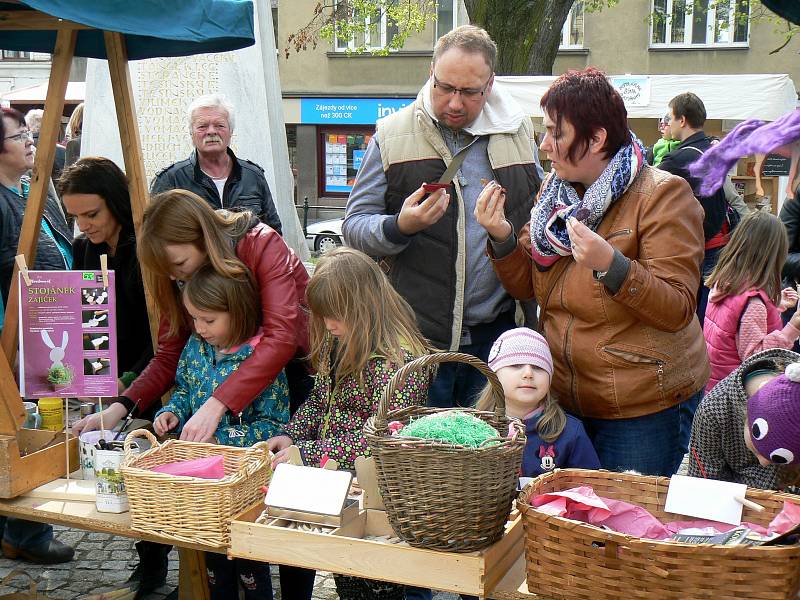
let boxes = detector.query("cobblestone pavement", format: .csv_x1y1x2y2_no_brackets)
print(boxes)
0,526,458,600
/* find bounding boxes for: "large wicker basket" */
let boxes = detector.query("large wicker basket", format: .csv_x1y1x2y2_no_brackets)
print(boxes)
121,429,270,548
518,469,800,600
363,352,526,552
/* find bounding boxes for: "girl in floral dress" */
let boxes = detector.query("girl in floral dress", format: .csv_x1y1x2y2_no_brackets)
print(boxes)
268,247,432,600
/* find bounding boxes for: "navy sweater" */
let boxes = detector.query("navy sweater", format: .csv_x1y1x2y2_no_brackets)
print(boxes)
522,413,600,477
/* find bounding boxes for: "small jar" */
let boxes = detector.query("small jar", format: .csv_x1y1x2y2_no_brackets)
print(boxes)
38,397,64,431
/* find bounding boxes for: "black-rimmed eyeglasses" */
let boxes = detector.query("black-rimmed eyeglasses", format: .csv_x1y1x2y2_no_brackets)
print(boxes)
432,74,492,99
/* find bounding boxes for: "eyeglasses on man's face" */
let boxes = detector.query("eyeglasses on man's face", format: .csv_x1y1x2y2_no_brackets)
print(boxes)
432,74,492,99
3,130,33,143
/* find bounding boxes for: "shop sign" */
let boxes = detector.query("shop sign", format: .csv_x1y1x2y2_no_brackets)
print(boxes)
301,98,413,124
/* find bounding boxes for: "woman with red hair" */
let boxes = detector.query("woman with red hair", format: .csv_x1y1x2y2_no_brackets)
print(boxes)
475,68,708,476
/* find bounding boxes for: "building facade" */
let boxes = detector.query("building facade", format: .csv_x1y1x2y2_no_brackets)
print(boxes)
278,0,799,213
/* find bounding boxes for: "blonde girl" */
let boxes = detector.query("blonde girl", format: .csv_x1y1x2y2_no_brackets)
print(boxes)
268,247,432,600
477,328,599,477
704,211,800,390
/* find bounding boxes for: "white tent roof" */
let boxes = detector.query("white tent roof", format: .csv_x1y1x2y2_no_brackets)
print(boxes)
495,73,797,121
0,81,85,103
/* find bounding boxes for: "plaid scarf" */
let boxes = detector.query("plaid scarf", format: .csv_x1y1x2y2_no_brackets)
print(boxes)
530,136,645,268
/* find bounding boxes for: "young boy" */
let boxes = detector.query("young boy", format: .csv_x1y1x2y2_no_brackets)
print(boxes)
688,348,800,490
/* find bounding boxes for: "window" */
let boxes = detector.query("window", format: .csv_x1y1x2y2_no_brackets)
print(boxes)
560,2,585,49
334,2,397,52
318,127,374,196
436,0,458,40
651,0,749,47
1,51,31,60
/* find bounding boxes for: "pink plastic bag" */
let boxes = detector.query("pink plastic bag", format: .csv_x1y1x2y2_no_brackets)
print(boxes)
150,454,225,479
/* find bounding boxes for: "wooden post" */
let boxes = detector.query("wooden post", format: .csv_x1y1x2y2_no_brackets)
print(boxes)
0,28,76,369
178,547,211,600
103,31,160,347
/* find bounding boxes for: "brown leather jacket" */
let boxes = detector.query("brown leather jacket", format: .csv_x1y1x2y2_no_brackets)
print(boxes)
490,166,710,419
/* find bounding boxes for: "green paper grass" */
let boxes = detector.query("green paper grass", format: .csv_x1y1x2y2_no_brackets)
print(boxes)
399,411,500,448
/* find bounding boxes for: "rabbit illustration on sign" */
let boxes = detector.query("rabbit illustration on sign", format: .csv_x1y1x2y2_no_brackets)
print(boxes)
41,330,69,369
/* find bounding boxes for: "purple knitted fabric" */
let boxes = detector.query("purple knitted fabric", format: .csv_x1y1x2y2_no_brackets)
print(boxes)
689,109,800,196
487,327,553,377
747,362,800,465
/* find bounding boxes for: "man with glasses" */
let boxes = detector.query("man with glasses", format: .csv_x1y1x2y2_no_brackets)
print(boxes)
0,107,74,565
344,25,543,409
151,93,282,234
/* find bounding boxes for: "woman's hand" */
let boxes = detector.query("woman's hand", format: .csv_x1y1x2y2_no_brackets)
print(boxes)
780,287,799,311
154,412,179,436
474,181,512,242
72,402,128,436
179,396,226,443
567,217,614,272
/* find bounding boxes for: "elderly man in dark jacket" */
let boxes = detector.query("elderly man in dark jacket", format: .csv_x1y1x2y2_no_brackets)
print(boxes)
0,107,74,565
150,93,282,234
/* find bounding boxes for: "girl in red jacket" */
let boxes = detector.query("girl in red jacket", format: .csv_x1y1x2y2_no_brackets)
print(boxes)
704,211,800,391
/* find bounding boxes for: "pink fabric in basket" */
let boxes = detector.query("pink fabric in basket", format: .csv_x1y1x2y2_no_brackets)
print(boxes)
533,486,800,540
150,455,225,479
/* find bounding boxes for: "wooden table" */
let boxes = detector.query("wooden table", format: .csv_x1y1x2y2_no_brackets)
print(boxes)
491,555,540,600
0,479,214,599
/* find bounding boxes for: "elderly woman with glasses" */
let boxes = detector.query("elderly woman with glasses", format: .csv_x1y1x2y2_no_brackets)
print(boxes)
475,67,709,478
0,106,74,566
0,106,72,305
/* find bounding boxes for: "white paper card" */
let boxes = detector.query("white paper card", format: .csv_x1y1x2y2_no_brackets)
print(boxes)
266,463,352,515
664,475,746,525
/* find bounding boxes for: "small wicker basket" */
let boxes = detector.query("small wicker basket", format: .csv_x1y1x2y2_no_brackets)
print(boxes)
121,429,270,548
363,352,526,552
518,469,800,600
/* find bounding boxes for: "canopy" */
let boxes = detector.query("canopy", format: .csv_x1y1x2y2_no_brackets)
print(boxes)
0,81,84,103
0,0,255,59
495,73,798,122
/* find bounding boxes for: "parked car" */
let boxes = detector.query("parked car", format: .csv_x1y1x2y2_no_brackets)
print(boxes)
305,217,344,253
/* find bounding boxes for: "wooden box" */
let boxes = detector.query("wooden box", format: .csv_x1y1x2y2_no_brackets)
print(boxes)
0,429,79,498
229,505,523,596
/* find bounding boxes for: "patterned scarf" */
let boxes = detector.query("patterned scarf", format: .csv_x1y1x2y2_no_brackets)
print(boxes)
530,135,646,268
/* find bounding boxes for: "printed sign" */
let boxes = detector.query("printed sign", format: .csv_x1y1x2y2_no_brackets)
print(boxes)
301,98,413,124
610,76,651,108
18,270,118,398
762,153,792,177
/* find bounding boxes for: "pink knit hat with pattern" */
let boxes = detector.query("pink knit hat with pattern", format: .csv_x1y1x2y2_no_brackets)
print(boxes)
487,327,553,377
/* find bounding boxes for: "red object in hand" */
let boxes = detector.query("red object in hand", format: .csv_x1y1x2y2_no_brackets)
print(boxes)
422,183,450,194
320,454,330,468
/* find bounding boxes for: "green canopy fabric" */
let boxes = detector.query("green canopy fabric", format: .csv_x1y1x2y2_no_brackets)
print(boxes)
0,0,254,59
762,0,800,25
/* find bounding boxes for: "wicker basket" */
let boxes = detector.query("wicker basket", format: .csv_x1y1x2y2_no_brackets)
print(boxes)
518,468,800,600
363,352,525,552
120,429,270,548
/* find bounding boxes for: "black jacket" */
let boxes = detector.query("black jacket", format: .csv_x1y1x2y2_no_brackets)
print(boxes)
780,190,800,285
150,148,282,234
658,131,728,241
0,179,72,304
72,234,154,378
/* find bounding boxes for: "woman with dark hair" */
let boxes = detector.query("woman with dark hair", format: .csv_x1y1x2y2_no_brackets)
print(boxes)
58,157,154,400
475,68,709,476
58,157,164,594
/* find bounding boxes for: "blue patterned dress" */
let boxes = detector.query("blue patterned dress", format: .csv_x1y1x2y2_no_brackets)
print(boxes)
155,332,290,446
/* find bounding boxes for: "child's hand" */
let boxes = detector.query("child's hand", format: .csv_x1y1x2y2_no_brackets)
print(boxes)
271,446,296,469
267,435,293,453
780,287,799,311
154,412,179,436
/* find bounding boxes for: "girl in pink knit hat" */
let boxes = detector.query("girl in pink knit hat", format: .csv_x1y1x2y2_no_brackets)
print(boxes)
476,327,600,477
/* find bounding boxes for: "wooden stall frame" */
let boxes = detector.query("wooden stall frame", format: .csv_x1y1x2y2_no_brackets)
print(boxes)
0,8,206,599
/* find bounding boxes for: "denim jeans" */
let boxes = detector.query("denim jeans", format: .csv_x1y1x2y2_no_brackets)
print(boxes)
581,390,702,477
427,311,516,409
0,518,52,550
697,245,723,325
